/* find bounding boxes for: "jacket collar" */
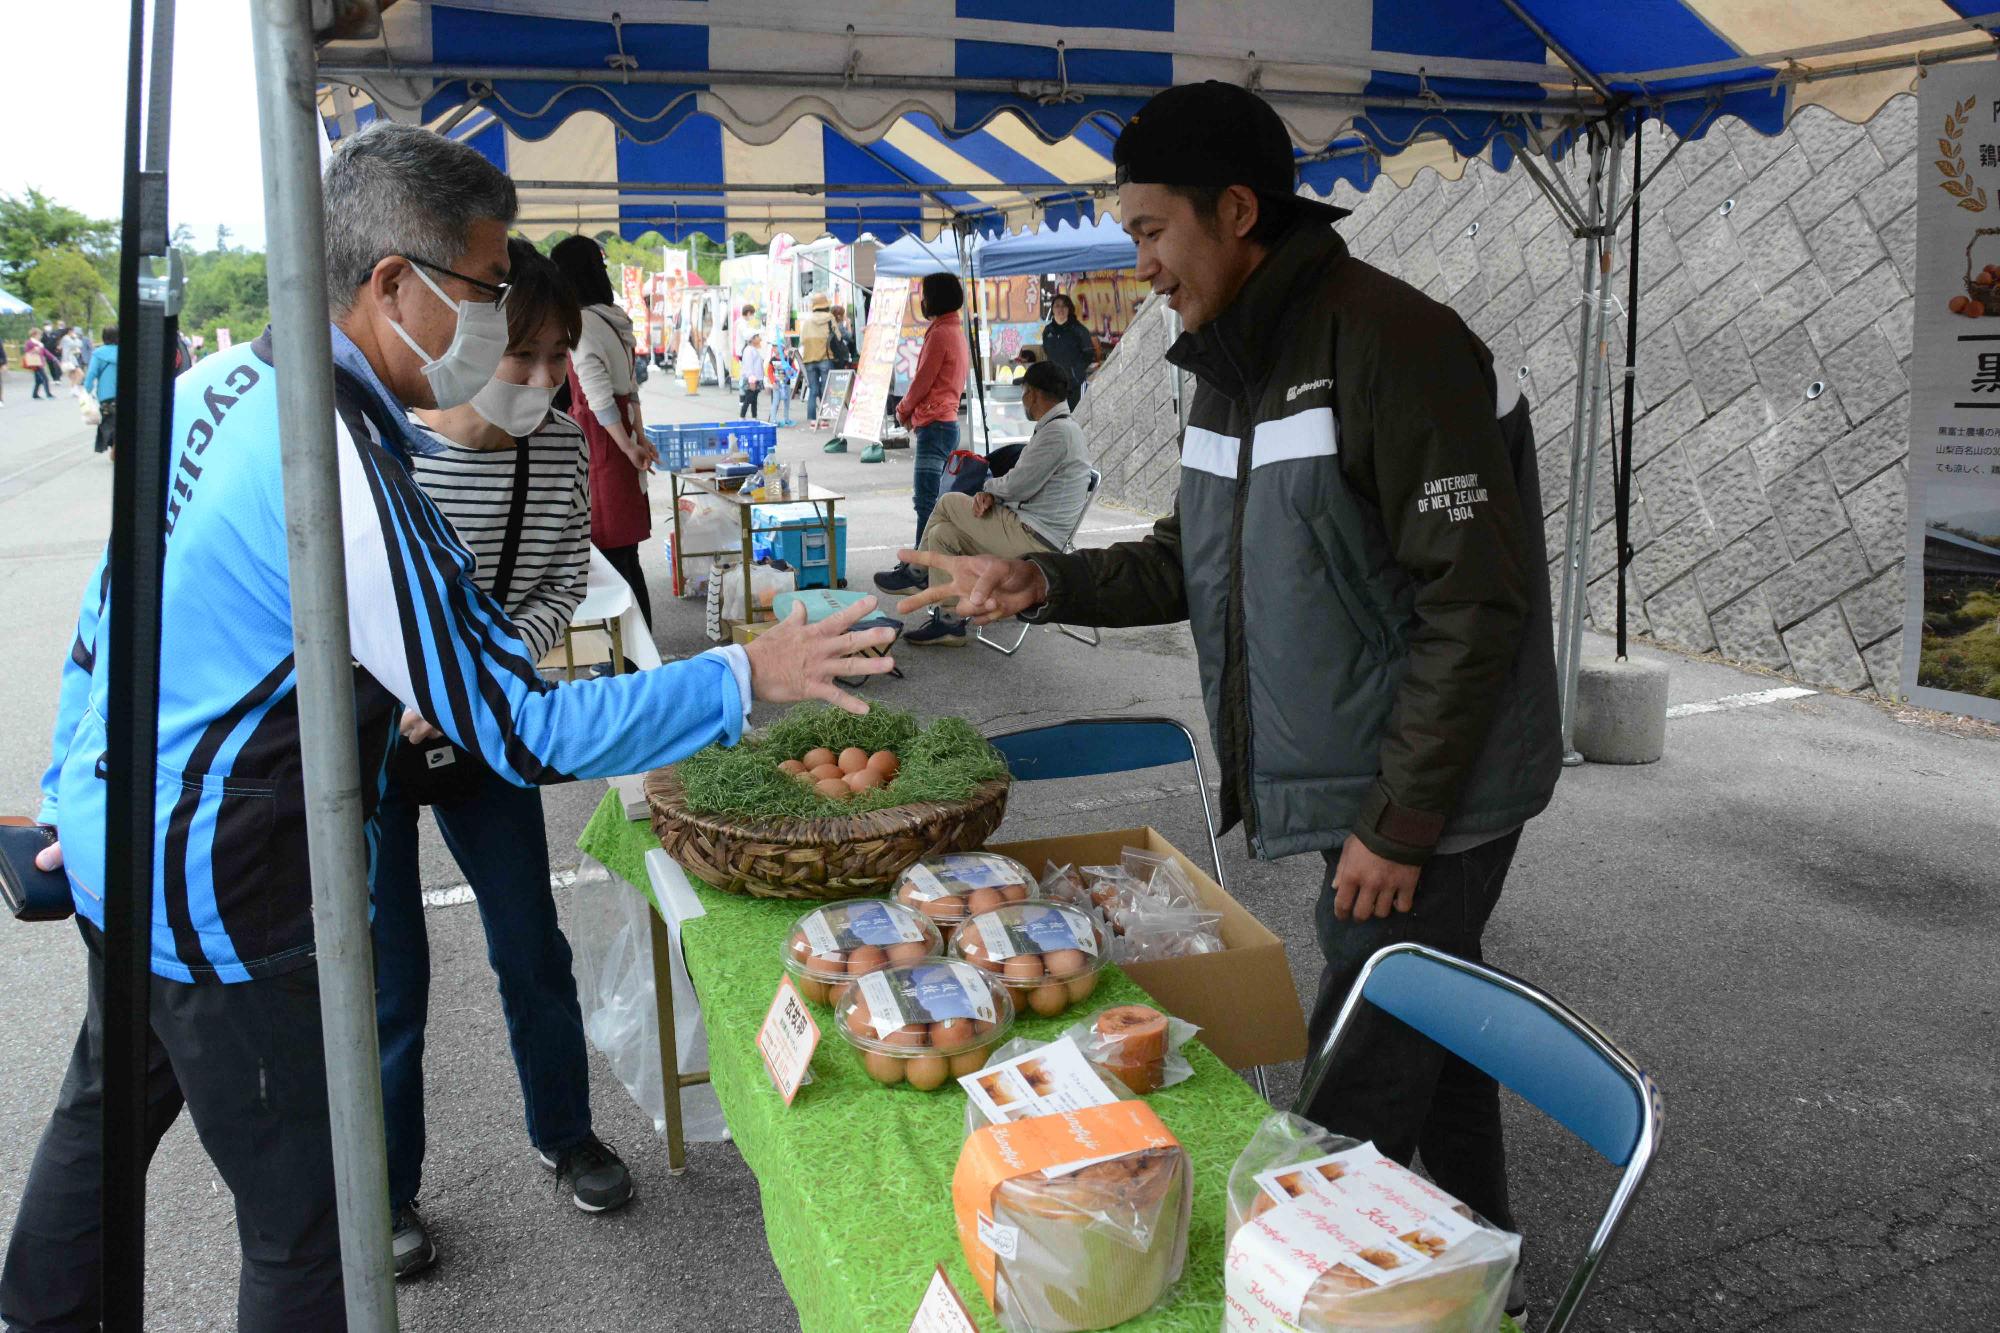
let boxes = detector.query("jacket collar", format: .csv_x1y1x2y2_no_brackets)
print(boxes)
1166,224,1349,403
1032,402,1073,431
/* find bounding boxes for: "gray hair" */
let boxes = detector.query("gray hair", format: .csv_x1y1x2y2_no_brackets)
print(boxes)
322,121,518,312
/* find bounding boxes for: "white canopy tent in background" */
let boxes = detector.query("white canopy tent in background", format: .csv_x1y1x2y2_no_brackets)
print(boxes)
92,3,1999,1329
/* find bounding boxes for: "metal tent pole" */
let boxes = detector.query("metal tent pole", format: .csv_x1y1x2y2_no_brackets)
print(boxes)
1615,116,1646,659
956,221,993,453
102,0,178,1321
247,2,398,1328
1552,121,1625,765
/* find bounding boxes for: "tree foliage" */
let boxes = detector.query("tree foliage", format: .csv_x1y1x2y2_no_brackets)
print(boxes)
25,248,111,327
180,248,271,347
0,190,118,284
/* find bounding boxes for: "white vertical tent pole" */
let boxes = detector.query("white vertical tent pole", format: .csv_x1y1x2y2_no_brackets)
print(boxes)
247,2,398,1327
1553,120,1624,764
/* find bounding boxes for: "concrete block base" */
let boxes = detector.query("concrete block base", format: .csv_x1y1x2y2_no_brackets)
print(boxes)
1574,658,1670,764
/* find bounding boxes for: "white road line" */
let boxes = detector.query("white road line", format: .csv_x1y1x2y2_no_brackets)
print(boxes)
422,867,577,909
1665,685,1817,719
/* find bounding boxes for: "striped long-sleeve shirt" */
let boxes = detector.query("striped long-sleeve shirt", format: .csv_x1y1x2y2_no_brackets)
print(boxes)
38,325,748,983
406,413,590,663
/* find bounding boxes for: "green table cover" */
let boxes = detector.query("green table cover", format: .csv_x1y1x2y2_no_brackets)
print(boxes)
579,792,1523,1333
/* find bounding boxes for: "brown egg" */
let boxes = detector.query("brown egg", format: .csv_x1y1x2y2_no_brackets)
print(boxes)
867,750,900,780
905,1056,951,1091
787,934,814,964
968,954,1006,975
845,945,887,974
1029,983,1070,1017
886,941,930,965
1042,949,1088,978
778,759,807,775
828,981,854,1008
1000,882,1030,902
794,976,829,1004
970,1019,996,1037
863,1051,906,1085
814,951,848,975
1951,295,1971,315
1002,955,1046,984
844,768,883,793
810,763,845,782
1066,972,1099,1005
948,1047,990,1077
803,748,836,770
883,1024,930,1048
966,887,1004,915
814,778,852,800
930,1018,973,1048
837,747,869,774
919,895,966,922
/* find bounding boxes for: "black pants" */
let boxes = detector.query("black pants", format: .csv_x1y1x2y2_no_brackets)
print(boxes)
1,920,346,1332
738,384,761,419
1301,828,1524,1233
597,541,655,630
93,400,116,453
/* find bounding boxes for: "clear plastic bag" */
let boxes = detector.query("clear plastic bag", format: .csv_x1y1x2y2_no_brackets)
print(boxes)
1061,1004,1198,1094
1107,901,1225,963
720,560,797,622
1223,1113,1519,1332
565,855,728,1144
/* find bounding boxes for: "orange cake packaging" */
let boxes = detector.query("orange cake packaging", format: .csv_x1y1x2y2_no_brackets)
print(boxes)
1224,1113,1519,1332
953,1100,1191,1332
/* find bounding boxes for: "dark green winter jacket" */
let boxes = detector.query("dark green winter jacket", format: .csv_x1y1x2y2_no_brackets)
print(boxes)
1025,223,1560,865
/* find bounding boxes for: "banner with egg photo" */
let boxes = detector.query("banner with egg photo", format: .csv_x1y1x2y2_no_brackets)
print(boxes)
1905,63,2000,722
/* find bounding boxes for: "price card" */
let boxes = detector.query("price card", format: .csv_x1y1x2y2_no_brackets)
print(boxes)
757,976,820,1105
909,1264,980,1332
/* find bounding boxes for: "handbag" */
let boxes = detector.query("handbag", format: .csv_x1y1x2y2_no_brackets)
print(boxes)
1,819,73,922
390,436,534,807
78,392,101,426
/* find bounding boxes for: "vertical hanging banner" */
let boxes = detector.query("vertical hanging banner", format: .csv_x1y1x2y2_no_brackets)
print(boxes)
841,275,910,446
1905,66,2000,722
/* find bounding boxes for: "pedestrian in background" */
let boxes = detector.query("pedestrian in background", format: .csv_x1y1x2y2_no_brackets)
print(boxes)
82,327,118,454
0,336,9,407
829,305,857,369
799,291,835,422
738,330,767,420
22,329,53,399
879,272,968,579
58,326,83,392
1040,293,1099,409
550,233,659,630
771,336,800,427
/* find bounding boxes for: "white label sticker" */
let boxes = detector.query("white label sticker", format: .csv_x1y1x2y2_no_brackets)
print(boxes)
958,1036,1116,1124
801,912,841,956
977,1212,1019,1262
755,977,820,1107
901,863,950,902
856,969,905,1037
908,1265,981,1333
972,911,1017,960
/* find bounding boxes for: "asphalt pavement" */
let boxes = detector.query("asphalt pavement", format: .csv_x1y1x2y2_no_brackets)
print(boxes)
0,364,1995,1331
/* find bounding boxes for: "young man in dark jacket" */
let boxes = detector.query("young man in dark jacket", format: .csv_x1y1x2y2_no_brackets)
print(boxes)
899,81,1560,1290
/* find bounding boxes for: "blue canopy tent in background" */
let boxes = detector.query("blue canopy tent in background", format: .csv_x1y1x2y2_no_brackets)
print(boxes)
873,213,1137,278
76,4,1998,1329
0,287,30,317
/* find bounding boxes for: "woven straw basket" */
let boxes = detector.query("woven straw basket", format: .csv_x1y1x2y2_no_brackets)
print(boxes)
645,767,1012,900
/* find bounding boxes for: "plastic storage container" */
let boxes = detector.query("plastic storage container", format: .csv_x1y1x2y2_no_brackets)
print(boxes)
893,853,1037,944
833,959,1013,1089
781,898,943,1006
951,900,1108,1018
648,420,778,471
752,503,847,589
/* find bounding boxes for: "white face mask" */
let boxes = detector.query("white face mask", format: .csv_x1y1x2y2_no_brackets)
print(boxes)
470,376,557,436
387,262,509,409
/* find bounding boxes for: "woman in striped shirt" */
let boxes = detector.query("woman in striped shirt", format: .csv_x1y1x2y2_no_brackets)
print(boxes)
372,239,632,1279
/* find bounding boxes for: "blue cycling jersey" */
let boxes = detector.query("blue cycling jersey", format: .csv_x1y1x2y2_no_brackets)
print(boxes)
40,327,747,982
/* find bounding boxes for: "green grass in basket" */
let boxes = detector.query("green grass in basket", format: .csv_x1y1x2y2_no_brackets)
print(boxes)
676,703,1008,819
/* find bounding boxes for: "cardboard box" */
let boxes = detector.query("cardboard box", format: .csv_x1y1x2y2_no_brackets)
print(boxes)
985,826,1307,1070
729,619,780,647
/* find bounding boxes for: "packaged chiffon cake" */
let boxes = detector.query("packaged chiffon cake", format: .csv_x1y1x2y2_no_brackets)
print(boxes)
954,1100,1191,1332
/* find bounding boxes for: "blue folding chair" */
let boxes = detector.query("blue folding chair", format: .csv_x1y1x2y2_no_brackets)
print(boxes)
1295,943,1664,1333
986,715,1223,887
988,716,1281,1097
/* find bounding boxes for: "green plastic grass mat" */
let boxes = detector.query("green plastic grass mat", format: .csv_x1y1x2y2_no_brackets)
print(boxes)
673,702,1008,819
579,795,1525,1333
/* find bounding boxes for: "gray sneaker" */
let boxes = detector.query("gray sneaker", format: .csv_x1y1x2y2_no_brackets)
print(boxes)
1504,1264,1528,1328
538,1134,634,1213
391,1202,438,1280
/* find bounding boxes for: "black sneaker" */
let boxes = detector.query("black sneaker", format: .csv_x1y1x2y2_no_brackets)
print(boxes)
1504,1265,1528,1328
538,1134,634,1213
872,563,924,594
391,1203,438,1280
904,611,967,647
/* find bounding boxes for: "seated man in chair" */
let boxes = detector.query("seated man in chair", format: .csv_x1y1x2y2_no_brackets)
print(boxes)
881,359,1094,646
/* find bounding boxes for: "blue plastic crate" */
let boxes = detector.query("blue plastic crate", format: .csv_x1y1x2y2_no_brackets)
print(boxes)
752,504,846,589
650,420,778,471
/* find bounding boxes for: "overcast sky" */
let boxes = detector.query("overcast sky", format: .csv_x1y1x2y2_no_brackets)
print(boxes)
0,3,270,250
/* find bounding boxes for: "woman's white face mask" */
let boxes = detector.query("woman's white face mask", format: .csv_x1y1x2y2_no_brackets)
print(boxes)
470,377,557,436
388,262,510,409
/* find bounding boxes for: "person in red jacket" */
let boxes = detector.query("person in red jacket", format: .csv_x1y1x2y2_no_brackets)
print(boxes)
875,272,969,591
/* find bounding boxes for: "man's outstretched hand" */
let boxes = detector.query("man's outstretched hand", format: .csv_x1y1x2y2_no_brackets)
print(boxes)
892,549,1048,624
743,595,899,715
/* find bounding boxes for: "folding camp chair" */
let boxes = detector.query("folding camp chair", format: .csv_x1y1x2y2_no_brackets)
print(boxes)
1295,943,1664,1333
977,467,1103,656
987,715,1278,1098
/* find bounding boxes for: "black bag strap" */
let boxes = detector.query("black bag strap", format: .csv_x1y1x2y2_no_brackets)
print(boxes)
491,436,533,606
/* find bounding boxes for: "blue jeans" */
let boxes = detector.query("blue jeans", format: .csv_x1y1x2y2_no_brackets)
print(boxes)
912,420,959,545
804,359,833,421
371,759,592,1210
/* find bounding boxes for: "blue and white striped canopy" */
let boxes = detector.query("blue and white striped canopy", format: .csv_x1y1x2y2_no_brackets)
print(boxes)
317,1,2000,242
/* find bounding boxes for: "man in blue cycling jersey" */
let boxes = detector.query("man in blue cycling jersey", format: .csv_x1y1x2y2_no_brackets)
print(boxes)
1,122,896,1332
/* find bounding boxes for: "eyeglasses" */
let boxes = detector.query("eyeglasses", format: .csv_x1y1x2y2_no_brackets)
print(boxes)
401,254,509,303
